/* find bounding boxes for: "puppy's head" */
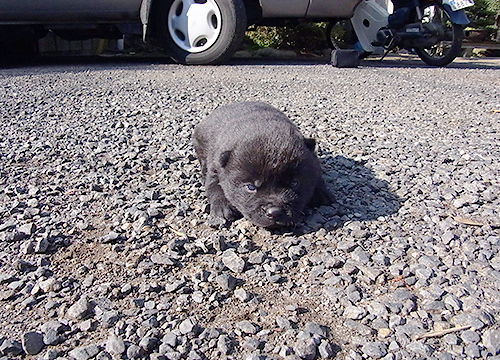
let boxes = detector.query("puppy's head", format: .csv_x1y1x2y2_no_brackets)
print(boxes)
218,135,321,228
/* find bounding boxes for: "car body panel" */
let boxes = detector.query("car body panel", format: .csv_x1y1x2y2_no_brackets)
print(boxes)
258,0,362,18
306,0,362,18
0,0,141,24
0,0,361,24
258,0,309,17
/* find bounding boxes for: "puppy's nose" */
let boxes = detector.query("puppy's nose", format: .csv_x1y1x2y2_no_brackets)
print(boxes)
266,207,284,220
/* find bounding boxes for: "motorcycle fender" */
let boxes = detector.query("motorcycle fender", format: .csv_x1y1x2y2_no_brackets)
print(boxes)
351,0,389,52
441,4,470,25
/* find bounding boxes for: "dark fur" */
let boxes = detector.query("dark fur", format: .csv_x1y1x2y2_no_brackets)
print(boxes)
193,102,332,228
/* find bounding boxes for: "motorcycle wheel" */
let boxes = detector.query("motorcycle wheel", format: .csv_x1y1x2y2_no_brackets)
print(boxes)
326,20,357,49
326,20,371,59
414,3,464,67
154,0,247,64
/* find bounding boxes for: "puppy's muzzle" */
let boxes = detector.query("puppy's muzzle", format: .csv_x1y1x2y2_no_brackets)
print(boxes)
266,206,284,220
265,205,293,226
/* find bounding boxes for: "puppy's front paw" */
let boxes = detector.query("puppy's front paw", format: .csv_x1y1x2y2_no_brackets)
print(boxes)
208,198,241,227
207,214,229,227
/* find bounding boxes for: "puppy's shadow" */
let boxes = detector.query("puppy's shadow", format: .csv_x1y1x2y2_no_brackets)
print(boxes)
298,154,402,233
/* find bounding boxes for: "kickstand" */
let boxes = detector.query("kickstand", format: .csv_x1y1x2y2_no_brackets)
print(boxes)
379,38,396,62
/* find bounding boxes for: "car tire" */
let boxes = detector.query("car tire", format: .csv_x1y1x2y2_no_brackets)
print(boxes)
154,0,247,64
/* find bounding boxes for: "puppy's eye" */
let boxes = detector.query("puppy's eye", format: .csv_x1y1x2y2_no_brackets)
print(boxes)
290,180,299,188
245,183,257,192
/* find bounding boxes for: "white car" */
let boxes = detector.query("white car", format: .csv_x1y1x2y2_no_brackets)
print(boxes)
0,0,361,64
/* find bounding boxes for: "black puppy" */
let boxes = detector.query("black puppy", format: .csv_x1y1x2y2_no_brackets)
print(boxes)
193,102,332,228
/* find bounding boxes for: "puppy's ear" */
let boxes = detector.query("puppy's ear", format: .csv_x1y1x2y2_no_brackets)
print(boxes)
219,150,231,168
304,138,316,151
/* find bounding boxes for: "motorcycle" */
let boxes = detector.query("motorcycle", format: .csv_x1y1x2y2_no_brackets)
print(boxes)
326,0,474,66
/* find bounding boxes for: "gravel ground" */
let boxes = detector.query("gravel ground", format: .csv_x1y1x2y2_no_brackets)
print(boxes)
0,55,500,360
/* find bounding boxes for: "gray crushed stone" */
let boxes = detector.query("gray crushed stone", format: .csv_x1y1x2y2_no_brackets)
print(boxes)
0,57,499,360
